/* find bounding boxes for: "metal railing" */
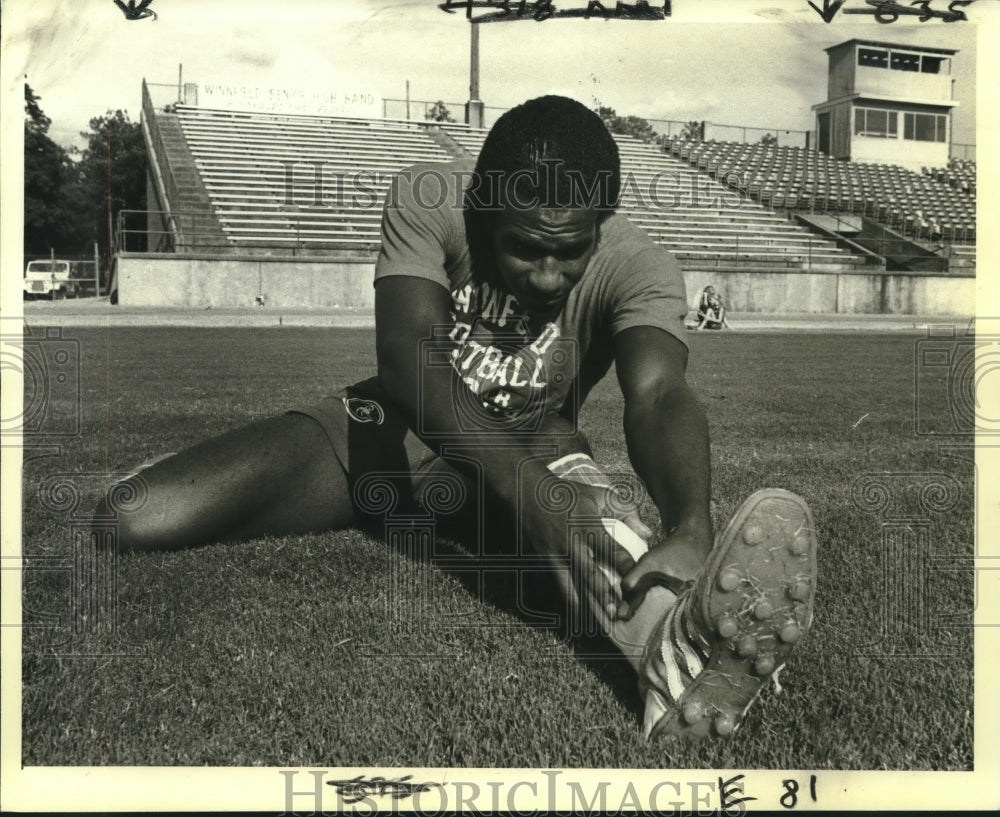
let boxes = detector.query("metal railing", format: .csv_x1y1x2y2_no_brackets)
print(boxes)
115,209,380,257
118,210,170,253
381,98,508,128
141,80,182,249
145,81,186,109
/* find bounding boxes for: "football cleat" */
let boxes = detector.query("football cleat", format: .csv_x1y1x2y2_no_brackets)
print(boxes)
638,488,818,739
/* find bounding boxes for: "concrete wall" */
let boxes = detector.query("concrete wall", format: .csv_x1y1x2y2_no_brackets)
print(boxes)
831,102,852,160
827,46,856,101
683,269,973,316
119,255,973,316
851,132,948,171
118,255,376,309
855,64,952,102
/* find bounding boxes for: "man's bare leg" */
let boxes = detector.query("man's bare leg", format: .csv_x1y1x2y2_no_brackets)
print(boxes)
97,413,355,553
541,452,680,669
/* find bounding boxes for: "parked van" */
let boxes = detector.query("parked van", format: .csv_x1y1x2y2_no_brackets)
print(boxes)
24,260,77,300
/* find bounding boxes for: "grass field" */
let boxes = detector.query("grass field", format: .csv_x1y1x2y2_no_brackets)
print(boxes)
20,327,974,769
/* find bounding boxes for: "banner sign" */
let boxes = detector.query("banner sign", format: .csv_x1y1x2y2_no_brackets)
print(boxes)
195,83,382,118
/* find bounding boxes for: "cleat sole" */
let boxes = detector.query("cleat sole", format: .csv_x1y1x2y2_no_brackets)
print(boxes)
644,488,818,741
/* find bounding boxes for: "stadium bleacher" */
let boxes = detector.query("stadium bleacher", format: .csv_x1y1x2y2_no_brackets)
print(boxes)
923,157,976,195
664,139,977,261
150,103,976,275
440,124,871,272
613,135,870,271
174,105,454,250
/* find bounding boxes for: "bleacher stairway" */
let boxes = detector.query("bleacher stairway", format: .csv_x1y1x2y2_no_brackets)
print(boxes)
143,106,227,251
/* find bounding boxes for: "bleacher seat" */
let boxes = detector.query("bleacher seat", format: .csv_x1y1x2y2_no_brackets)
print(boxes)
438,124,870,272
174,106,454,250
664,137,975,268
156,106,874,271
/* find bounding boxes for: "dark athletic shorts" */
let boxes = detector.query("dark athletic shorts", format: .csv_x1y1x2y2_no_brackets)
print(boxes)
288,376,618,538
288,377,473,523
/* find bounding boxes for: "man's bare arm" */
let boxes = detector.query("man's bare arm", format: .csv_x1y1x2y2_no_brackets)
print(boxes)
612,326,714,612
375,275,647,616
375,275,569,503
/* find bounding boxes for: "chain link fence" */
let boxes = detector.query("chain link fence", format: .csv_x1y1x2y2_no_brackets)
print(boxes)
382,98,466,123
381,99,509,128
645,118,810,148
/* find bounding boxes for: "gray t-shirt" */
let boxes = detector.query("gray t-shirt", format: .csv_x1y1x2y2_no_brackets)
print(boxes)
374,160,688,420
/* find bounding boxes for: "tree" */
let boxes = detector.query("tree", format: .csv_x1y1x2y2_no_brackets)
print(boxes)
23,87,147,260
25,84,51,135
23,84,88,256
595,105,658,143
74,110,148,257
425,101,455,123
680,120,704,141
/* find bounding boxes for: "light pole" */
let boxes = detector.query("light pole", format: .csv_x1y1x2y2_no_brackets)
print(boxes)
466,23,484,128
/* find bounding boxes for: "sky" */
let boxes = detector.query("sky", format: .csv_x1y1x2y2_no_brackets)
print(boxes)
3,0,981,151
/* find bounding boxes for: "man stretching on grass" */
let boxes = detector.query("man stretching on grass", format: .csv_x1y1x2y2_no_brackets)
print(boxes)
99,96,817,739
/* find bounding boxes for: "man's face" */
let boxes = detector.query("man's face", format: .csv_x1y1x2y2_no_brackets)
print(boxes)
491,206,598,322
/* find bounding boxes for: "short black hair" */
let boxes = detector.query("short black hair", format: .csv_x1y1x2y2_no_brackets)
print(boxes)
467,95,621,215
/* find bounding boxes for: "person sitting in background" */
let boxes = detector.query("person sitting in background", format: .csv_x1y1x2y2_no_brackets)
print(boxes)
687,286,729,331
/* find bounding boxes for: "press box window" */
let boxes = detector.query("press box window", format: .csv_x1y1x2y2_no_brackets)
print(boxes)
920,55,947,74
904,112,947,143
855,108,898,138
858,48,888,68
890,52,920,72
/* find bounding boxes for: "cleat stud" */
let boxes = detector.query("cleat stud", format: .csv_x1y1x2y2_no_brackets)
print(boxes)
789,534,810,557
789,580,810,601
682,701,704,724
715,712,736,736
780,621,802,643
754,655,776,675
717,615,739,639
719,569,741,591
754,600,774,620
736,634,758,657
743,524,765,546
